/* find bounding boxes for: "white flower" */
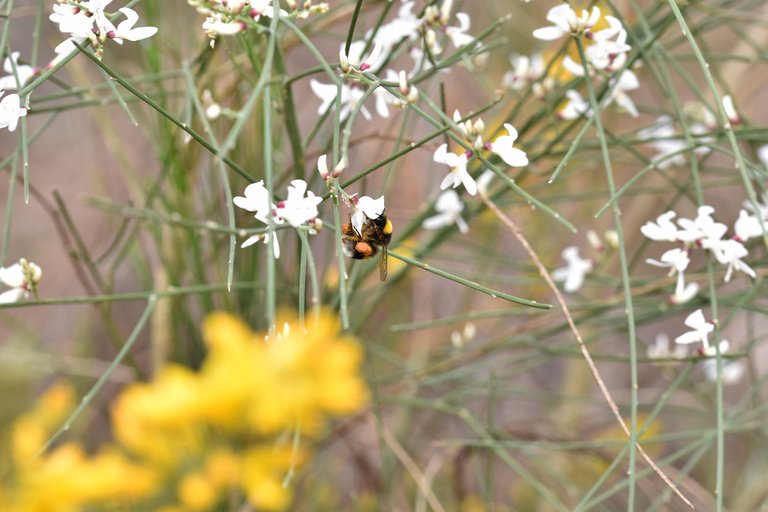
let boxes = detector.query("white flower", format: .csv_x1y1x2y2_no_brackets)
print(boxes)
0,93,27,132
674,309,714,349
605,70,640,118
341,40,384,72
670,281,699,304
445,12,474,48
476,170,494,195
645,247,692,298
533,4,600,41
434,144,475,196
503,53,545,91
675,205,727,245
557,89,590,120
233,180,272,223
422,190,469,234
734,209,764,241
701,343,744,384
488,124,528,167
249,0,282,20
351,195,385,234
0,258,42,304
647,333,687,359
552,246,593,293
640,211,679,242
369,0,420,49
709,238,755,282
309,80,371,121
274,179,322,228
637,116,712,170
203,14,245,36
110,8,158,43
0,53,37,91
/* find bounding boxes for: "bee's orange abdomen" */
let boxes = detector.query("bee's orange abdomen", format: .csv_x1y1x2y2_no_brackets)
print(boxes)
355,242,374,258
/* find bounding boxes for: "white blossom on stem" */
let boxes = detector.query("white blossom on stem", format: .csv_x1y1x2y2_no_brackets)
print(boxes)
552,246,593,293
487,124,528,167
0,92,27,132
434,144,476,196
0,53,37,90
533,4,601,41
640,211,679,242
422,190,469,234
0,258,41,304
675,309,714,350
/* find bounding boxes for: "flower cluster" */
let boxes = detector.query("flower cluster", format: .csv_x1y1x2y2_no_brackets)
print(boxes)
189,0,328,39
50,0,158,60
506,4,639,119
1,311,367,511
0,258,42,304
0,382,156,510
638,95,740,169
433,110,528,199
642,204,759,303
234,177,322,258
649,309,744,384
310,0,475,121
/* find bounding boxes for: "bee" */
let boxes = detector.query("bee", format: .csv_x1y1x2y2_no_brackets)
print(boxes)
341,212,393,281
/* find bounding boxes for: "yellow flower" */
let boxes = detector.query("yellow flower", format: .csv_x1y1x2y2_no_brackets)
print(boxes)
202,310,368,436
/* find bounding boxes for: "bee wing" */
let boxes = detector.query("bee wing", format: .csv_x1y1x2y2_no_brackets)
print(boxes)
378,244,388,281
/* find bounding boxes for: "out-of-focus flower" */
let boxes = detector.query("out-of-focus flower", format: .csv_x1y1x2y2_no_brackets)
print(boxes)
605,70,640,117
669,281,699,305
203,14,245,35
422,190,469,233
552,246,593,293
701,342,744,384
503,53,545,91
434,144,475,195
0,53,37,90
4,382,156,510
708,238,755,282
487,124,528,167
676,205,727,245
641,211,679,242
309,79,372,121
0,92,27,132
0,258,41,304
533,3,600,40
647,333,687,360
113,310,367,509
645,247,691,298
445,12,474,48
351,195,385,234
734,209,765,241
637,116,712,170
557,89,590,120
674,309,714,350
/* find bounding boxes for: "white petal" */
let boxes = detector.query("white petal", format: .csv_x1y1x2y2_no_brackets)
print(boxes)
532,26,566,41
0,288,24,304
0,264,25,288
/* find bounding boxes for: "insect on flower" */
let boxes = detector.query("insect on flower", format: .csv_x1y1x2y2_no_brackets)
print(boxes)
341,211,393,281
